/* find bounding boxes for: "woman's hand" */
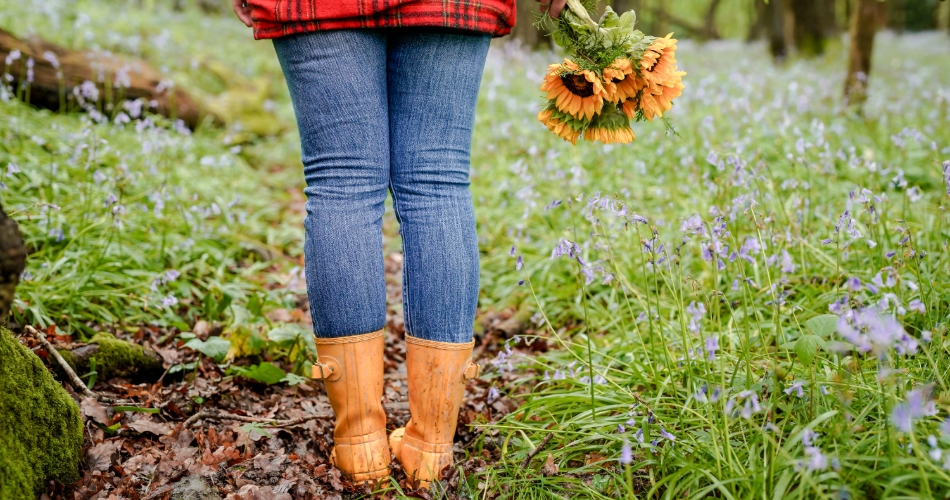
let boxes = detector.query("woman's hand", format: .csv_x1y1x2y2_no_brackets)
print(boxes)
232,0,253,27
536,0,566,18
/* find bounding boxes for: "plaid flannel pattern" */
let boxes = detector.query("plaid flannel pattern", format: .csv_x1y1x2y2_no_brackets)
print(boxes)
250,0,515,39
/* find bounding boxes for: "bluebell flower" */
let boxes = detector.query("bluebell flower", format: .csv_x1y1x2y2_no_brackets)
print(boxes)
660,427,676,442
620,443,633,464
802,429,819,446
784,380,805,398
705,336,719,361
891,387,937,432
804,447,828,471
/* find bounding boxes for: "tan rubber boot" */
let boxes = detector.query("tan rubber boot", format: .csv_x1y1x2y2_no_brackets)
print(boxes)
389,336,480,489
312,329,391,483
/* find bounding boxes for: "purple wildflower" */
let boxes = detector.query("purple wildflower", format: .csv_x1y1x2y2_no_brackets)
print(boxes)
780,250,796,273
620,443,633,465
802,429,819,446
837,307,913,355
784,380,805,398
705,336,719,361
805,447,828,471
909,299,925,313
686,301,706,334
681,214,706,236
891,387,937,432
160,294,178,308
487,386,500,402
516,255,523,271
659,427,676,442
633,428,644,444
847,277,862,292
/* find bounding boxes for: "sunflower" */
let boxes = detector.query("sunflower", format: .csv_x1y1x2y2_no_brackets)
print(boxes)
622,74,685,122
603,58,641,104
540,59,607,121
583,104,635,144
624,34,686,122
538,102,587,144
638,34,685,90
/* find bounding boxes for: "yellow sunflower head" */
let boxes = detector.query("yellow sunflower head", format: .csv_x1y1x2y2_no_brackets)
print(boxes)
583,104,635,145
625,76,684,122
538,102,587,145
603,58,641,104
540,59,607,121
639,34,686,90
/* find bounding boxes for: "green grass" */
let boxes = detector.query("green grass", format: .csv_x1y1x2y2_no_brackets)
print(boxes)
3,1,950,498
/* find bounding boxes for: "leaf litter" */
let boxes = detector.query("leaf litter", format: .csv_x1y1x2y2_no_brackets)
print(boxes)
18,252,531,499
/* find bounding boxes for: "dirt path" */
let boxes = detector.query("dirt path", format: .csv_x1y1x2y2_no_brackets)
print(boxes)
21,252,525,499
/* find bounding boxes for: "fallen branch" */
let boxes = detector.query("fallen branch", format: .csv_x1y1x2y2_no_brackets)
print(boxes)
25,325,128,404
521,432,555,469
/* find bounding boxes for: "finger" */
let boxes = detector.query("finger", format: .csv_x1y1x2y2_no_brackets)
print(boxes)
233,0,253,27
548,0,565,18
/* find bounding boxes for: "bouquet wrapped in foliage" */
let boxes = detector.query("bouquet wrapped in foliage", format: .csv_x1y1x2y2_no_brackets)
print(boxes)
536,0,685,144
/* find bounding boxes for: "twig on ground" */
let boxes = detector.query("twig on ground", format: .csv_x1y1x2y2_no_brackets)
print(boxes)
182,409,331,428
520,432,555,469
25,325,126,404
183,401,409,428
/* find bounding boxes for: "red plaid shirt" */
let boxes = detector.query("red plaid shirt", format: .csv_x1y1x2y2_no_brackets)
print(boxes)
249,0,516,40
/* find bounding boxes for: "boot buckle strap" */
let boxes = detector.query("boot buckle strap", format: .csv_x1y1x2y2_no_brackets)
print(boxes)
312,356,342,382
463,361,481,380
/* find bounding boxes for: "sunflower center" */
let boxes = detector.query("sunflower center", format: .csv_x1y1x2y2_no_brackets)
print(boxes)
561,74,596,98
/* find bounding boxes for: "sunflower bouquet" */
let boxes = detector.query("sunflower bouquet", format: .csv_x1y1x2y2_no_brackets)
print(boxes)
536,0,685,144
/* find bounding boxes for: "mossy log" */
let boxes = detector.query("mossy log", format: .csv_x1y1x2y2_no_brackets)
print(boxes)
0,327,84,498
0,28,206,129
57,332,164,383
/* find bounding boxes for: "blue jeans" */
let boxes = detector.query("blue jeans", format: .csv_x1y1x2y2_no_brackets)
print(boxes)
273,30,489,344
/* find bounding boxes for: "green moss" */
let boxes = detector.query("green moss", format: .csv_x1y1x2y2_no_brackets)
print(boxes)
57,332,163,382
0,327,83,499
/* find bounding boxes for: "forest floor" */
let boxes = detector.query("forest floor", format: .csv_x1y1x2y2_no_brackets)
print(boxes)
18,252,535,499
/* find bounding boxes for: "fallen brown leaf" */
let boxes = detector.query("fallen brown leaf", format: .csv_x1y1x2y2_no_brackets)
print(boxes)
541,453,558,476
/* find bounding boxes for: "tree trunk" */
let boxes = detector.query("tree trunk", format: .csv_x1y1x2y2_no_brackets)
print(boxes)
0,202,25,325
510,0,551,49
764,0,793,61
789,0,831,56
701,0,724,39
940,0,950,33
0,28,207,129
844,0,881,110
748,0,769,42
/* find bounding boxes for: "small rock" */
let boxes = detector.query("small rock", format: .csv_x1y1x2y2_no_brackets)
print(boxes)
171,475,222,500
